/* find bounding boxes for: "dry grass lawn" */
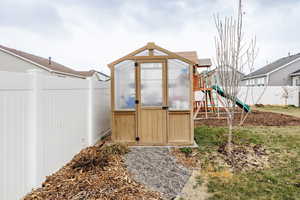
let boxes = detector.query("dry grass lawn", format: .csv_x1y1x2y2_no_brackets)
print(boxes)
192,125,300,200
254,105,300,118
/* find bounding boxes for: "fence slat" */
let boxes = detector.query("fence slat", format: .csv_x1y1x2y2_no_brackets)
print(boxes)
0,71,111,200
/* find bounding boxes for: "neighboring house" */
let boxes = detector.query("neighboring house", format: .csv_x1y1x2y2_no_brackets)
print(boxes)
174,51,212,67
78,69,110,81
290,69,300,86
241,53,300,86
0,44,109,80
0,44,111,200
202,67,245,87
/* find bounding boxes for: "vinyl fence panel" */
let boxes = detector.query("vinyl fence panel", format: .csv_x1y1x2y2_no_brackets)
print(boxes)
0,72,32,200
239,86,300,106
0,70,111,200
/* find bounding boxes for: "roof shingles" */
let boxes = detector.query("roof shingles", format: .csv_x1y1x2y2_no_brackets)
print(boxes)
291,69,300,75
244,53,300,79
0,44,96,78
175,51,212,66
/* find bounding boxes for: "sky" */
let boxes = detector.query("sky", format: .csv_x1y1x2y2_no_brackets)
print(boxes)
1,0,300,75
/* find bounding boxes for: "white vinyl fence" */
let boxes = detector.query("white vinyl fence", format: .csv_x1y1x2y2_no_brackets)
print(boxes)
195,86,300,107
0,70,110,200
239,86,300,106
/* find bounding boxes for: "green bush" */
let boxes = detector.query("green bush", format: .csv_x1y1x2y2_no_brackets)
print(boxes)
254,103,264,107
179,147,192,156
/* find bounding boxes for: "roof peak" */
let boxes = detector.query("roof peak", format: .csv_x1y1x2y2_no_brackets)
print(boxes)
0,44,98,78
244,52,300,79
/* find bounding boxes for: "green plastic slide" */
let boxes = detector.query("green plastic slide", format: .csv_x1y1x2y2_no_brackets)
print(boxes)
212,85,251,113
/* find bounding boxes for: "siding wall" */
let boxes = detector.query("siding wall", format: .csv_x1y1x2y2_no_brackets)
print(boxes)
269,59,300,86
0,49,47,73
209,70,245,87
0,71,111,200
242,59,300,86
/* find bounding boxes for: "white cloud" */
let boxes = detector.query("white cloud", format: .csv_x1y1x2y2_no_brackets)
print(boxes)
0,0,299,75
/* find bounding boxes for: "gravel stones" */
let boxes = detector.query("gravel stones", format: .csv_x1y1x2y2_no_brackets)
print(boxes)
125,147,192,199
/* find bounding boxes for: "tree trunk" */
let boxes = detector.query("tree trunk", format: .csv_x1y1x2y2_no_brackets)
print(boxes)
227,115,233,155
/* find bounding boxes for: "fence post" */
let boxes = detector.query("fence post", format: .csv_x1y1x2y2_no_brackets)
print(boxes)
298,87,300,107
26,69,42,189
87,77,94,146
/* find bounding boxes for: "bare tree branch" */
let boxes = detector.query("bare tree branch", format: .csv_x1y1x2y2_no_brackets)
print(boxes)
214,0,259,154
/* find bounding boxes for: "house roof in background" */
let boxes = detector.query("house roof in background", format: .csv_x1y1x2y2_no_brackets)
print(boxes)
205,67,245,76
175,51,212,67
291,69,300,76
77,70,110,80
243,53,300,79
77,70,95,77
0,44,105,78
198,58,212,67
175,51,199,64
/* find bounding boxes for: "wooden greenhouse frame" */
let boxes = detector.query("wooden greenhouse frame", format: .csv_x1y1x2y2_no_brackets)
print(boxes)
108,42,197,146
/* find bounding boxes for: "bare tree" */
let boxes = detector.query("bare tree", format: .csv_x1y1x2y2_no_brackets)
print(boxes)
238,37,271,125
214,0,258,154
281,86,296,106
281,87,290,106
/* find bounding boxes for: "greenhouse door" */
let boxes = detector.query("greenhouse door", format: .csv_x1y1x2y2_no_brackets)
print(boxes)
136,61,167,145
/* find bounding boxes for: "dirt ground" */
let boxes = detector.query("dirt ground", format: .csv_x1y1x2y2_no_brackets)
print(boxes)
195,110,300,127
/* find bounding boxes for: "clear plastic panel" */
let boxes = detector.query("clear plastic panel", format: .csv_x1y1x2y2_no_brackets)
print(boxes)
134,50,149,56
141,63,163,107
168,59,190,110
114,60,135,110
153,49,168,56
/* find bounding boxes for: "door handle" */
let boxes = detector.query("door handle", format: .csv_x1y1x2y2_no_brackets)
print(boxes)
162,106,169,110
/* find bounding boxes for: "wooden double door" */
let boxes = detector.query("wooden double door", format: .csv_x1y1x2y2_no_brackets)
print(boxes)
136,60,168,145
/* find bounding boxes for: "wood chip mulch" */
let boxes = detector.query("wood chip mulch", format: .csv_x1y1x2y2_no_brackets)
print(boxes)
217,143,270,172
173,143,270,173
23,143,162,200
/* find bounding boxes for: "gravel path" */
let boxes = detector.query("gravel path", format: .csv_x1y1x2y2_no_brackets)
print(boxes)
124,147,192,199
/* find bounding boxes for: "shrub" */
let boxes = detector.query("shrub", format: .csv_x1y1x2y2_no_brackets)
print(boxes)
179,147,193,157
255,103,264,107
287,104,296,108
